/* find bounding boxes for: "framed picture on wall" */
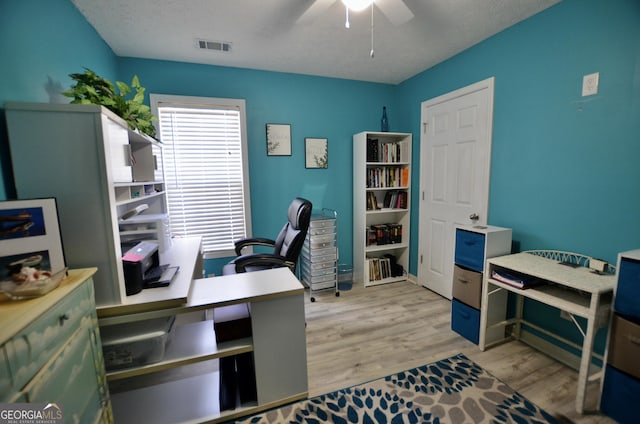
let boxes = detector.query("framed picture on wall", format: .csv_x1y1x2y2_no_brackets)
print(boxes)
305,138,328,169
0,198,67,298
266,123,292,156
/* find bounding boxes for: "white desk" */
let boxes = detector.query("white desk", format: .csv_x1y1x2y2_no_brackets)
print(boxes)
102,267,308,424
479,252,615,414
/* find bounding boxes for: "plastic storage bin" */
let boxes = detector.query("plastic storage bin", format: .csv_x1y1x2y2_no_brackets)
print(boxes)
451,298,480,344
101,315,175,370
338,264,353,290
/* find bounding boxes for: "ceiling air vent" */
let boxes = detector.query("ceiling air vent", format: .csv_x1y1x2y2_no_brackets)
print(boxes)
196,39,232,53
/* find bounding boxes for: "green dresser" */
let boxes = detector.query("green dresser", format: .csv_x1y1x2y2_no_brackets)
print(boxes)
0,268,112,423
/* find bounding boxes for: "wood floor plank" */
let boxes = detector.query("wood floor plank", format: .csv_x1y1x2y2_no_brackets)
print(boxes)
305,281,616,424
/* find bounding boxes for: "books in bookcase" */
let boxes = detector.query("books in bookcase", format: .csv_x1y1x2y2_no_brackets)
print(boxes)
367,167,409,189
382,190,408,209
367,257,391,281
366,224,402,246
366,138,404,163
367,190,407,211
366,255,403,282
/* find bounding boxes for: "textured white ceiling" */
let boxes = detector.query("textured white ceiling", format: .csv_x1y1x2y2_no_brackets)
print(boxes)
71,0,560,84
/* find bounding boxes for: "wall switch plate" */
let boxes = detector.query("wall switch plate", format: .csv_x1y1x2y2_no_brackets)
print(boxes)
582,72,599,96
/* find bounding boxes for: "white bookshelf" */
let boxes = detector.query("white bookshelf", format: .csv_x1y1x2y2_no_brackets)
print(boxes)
353,131,411,287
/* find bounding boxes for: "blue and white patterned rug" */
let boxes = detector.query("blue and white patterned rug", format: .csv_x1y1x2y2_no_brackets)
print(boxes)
235,353,557,423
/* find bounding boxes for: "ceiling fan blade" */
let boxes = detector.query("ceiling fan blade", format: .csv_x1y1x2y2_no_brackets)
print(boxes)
297,0,338,25
375,0,414,26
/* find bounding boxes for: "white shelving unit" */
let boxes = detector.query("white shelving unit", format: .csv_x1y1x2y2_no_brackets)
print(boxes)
353,131,411,287
4,102,186,307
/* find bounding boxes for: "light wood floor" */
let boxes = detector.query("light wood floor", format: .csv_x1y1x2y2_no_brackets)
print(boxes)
305,280,616,424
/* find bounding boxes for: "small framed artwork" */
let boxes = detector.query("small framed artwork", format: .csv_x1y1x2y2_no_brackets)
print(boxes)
266,123,292,156
305,138,328,169
0,198,67,298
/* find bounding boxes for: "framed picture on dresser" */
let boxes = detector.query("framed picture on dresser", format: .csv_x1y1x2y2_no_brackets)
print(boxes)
0,198,66,283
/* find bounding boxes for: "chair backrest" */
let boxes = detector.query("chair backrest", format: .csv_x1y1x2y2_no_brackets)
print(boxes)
273,198,312,270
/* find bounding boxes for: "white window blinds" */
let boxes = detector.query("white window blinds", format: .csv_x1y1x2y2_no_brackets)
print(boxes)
154,97,250,257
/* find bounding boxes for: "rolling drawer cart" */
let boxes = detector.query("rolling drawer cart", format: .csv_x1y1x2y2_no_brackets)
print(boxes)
301,208,339,302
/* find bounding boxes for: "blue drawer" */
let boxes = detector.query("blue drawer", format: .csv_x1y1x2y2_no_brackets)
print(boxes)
451,299,479,344
601,365,640,424
454,229,485,272
615,258,640,320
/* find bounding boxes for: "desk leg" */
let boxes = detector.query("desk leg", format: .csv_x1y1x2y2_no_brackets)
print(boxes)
514,294,524,341
576,293,599,414
479,276,490,351
251,293,308,405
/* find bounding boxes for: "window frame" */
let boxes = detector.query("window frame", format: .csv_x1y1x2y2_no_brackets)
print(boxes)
150,93,252,259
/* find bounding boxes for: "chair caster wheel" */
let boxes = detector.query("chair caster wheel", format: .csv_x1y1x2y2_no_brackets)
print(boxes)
310,297,316,302
336,292,340,297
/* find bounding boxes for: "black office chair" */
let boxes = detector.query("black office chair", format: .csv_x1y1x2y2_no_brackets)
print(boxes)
222,197,313,275
214,197,312,411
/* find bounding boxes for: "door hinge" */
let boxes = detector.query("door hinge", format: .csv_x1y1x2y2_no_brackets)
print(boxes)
420,254,423,264
422,122,427,134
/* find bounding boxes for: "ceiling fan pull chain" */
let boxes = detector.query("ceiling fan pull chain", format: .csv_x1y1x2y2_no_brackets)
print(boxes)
345,6,350,29
370,3,375,58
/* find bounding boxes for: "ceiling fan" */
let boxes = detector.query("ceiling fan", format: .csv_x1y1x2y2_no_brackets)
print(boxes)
298,0,414,26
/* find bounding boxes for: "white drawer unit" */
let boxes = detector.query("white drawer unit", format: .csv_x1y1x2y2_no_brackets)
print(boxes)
301,209,340,302
451,225,511,345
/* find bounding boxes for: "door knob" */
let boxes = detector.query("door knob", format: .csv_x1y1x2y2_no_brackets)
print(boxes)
469,213,479,221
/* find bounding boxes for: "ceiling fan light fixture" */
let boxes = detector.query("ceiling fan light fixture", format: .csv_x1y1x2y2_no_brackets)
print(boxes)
341,0,373,12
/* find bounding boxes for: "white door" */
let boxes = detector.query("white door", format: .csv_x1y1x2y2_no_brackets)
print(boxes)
418,77,495,299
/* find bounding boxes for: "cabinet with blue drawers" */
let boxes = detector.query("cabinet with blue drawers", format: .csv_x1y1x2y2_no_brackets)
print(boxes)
601,249,640,423
451,225,511,344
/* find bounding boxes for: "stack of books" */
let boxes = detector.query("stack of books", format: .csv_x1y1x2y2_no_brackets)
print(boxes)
491,269,545,289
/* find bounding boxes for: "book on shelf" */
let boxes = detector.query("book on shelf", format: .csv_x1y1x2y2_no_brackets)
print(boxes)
367,167,407,189
400,167,409,187
491,269,545,289
366,192,379,210
366,138,379,162
382,190,408,209
366,254,403,281
366,139,404,163
367,257,391,281
367,224,402,245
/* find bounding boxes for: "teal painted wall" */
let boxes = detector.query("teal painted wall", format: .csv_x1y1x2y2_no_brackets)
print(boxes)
397,0,640,353
0,0,118,200
399,0,640,270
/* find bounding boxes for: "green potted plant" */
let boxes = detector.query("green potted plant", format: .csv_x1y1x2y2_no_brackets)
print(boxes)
63,68,157,138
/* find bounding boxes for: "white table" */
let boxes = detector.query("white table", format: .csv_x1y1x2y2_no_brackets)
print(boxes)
479,252,615,414
100,267,308,424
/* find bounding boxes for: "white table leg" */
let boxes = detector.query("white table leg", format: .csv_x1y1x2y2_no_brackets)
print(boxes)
576,292,599,414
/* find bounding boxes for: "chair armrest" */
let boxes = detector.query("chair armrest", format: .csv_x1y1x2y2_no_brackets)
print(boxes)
234,237,276,256
233,253,295,273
